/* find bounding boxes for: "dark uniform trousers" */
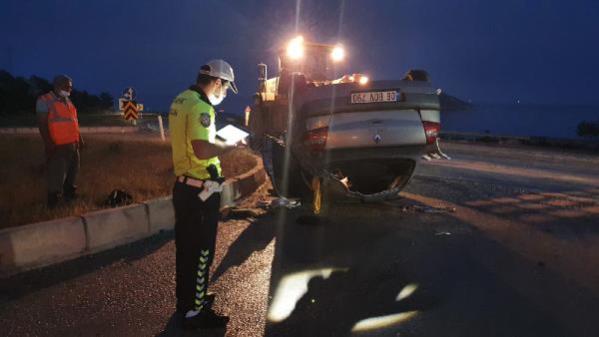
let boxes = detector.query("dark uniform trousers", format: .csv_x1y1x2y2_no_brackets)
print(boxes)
47,143,79,197
173,180,221,313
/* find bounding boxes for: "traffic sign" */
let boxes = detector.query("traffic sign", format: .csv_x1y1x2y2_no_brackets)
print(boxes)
119,100,143,112
118,98,129,112
123,101,138,120
122,87,136,101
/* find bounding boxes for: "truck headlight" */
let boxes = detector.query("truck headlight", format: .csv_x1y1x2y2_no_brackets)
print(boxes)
286,36,305,60
331,45,345,62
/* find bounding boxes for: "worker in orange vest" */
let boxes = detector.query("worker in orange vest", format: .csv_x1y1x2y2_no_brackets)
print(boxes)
36,75,84,208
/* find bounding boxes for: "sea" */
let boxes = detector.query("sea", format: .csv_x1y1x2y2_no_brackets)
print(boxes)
442,104,599,140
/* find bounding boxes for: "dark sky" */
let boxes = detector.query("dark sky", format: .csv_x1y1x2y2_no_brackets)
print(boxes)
2,0,599,113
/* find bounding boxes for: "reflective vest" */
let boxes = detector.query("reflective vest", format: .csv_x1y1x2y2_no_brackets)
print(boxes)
169,88,222,180
40,92,80,145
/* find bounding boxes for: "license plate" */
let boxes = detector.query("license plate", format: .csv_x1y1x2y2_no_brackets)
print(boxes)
350,90,398,104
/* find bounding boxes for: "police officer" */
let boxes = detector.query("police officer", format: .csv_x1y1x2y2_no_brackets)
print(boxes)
169,60,239,330
36,75,83,208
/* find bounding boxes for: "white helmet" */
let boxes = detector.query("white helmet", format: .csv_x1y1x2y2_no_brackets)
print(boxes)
199,59,238,94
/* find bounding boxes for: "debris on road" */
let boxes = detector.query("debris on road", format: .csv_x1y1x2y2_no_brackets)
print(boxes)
224,207,264,219
401,205,457,214
422,138,452,161
270,197,302,209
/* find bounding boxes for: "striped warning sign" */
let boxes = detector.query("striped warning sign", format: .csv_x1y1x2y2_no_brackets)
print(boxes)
123,101,138,120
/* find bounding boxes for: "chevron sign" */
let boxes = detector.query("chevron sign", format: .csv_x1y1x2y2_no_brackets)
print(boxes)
123,101,138,120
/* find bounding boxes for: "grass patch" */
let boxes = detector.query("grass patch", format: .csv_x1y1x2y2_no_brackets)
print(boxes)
0,133,256,229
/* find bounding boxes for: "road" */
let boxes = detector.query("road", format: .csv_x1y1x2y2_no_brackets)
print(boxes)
1,141,598,337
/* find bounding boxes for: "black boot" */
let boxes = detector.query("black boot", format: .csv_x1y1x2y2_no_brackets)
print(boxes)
177,293,216,313
182,308,229,330
47,193,61,209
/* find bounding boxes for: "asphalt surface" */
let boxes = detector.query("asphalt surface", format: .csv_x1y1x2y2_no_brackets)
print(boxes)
1,141,598,337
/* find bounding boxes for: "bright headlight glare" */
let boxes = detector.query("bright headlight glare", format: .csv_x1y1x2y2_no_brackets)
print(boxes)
287,36,305,60
331,45,345,62
359,76,369,85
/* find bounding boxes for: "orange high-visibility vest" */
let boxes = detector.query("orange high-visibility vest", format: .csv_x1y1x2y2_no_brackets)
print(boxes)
39,92,80,145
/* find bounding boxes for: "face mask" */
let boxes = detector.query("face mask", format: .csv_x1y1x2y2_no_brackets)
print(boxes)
208,94,224,106
208,83,227,106
59,90,70,98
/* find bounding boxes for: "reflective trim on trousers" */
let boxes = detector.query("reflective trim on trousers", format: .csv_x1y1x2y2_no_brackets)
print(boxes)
193,249,211,311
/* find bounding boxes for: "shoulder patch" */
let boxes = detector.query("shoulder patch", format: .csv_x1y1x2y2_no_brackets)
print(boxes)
200,113,211,127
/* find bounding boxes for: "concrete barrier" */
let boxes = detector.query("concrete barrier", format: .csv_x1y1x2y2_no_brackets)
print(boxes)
0,128,17,134
220,154,266,209
145,196,175,234
0,153,266,277
83,204,149,252
0,217,86,275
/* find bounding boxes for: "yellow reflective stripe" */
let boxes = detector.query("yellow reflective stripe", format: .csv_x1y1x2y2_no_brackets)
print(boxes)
199,256,208,263
201,249,210,257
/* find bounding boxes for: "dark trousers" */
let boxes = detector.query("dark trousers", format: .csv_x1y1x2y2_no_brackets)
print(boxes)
173,180,221,313
47,143,79,196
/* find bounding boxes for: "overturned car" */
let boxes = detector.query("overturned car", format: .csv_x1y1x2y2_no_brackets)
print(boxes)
247,37,443,210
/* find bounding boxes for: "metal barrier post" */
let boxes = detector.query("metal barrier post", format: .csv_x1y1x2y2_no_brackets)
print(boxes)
158,115,166,141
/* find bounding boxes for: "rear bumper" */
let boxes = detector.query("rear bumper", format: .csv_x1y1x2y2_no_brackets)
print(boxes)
293,144,424,175
318,145,425,164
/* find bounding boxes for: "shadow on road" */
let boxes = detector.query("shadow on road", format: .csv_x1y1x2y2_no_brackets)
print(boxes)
211,213,277,284
0,230,173,302
263,203,447,337
211,200,445,337
155,313,226,337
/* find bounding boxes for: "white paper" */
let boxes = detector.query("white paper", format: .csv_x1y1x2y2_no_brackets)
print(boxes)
217,124,249,145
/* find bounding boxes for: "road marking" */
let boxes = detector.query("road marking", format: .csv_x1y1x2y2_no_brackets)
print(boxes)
402,192,599,297
426,159,599,186
403,191,599,335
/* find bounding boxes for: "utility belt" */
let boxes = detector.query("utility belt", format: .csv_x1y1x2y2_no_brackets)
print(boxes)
177,175,223,201
177,175,206,189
